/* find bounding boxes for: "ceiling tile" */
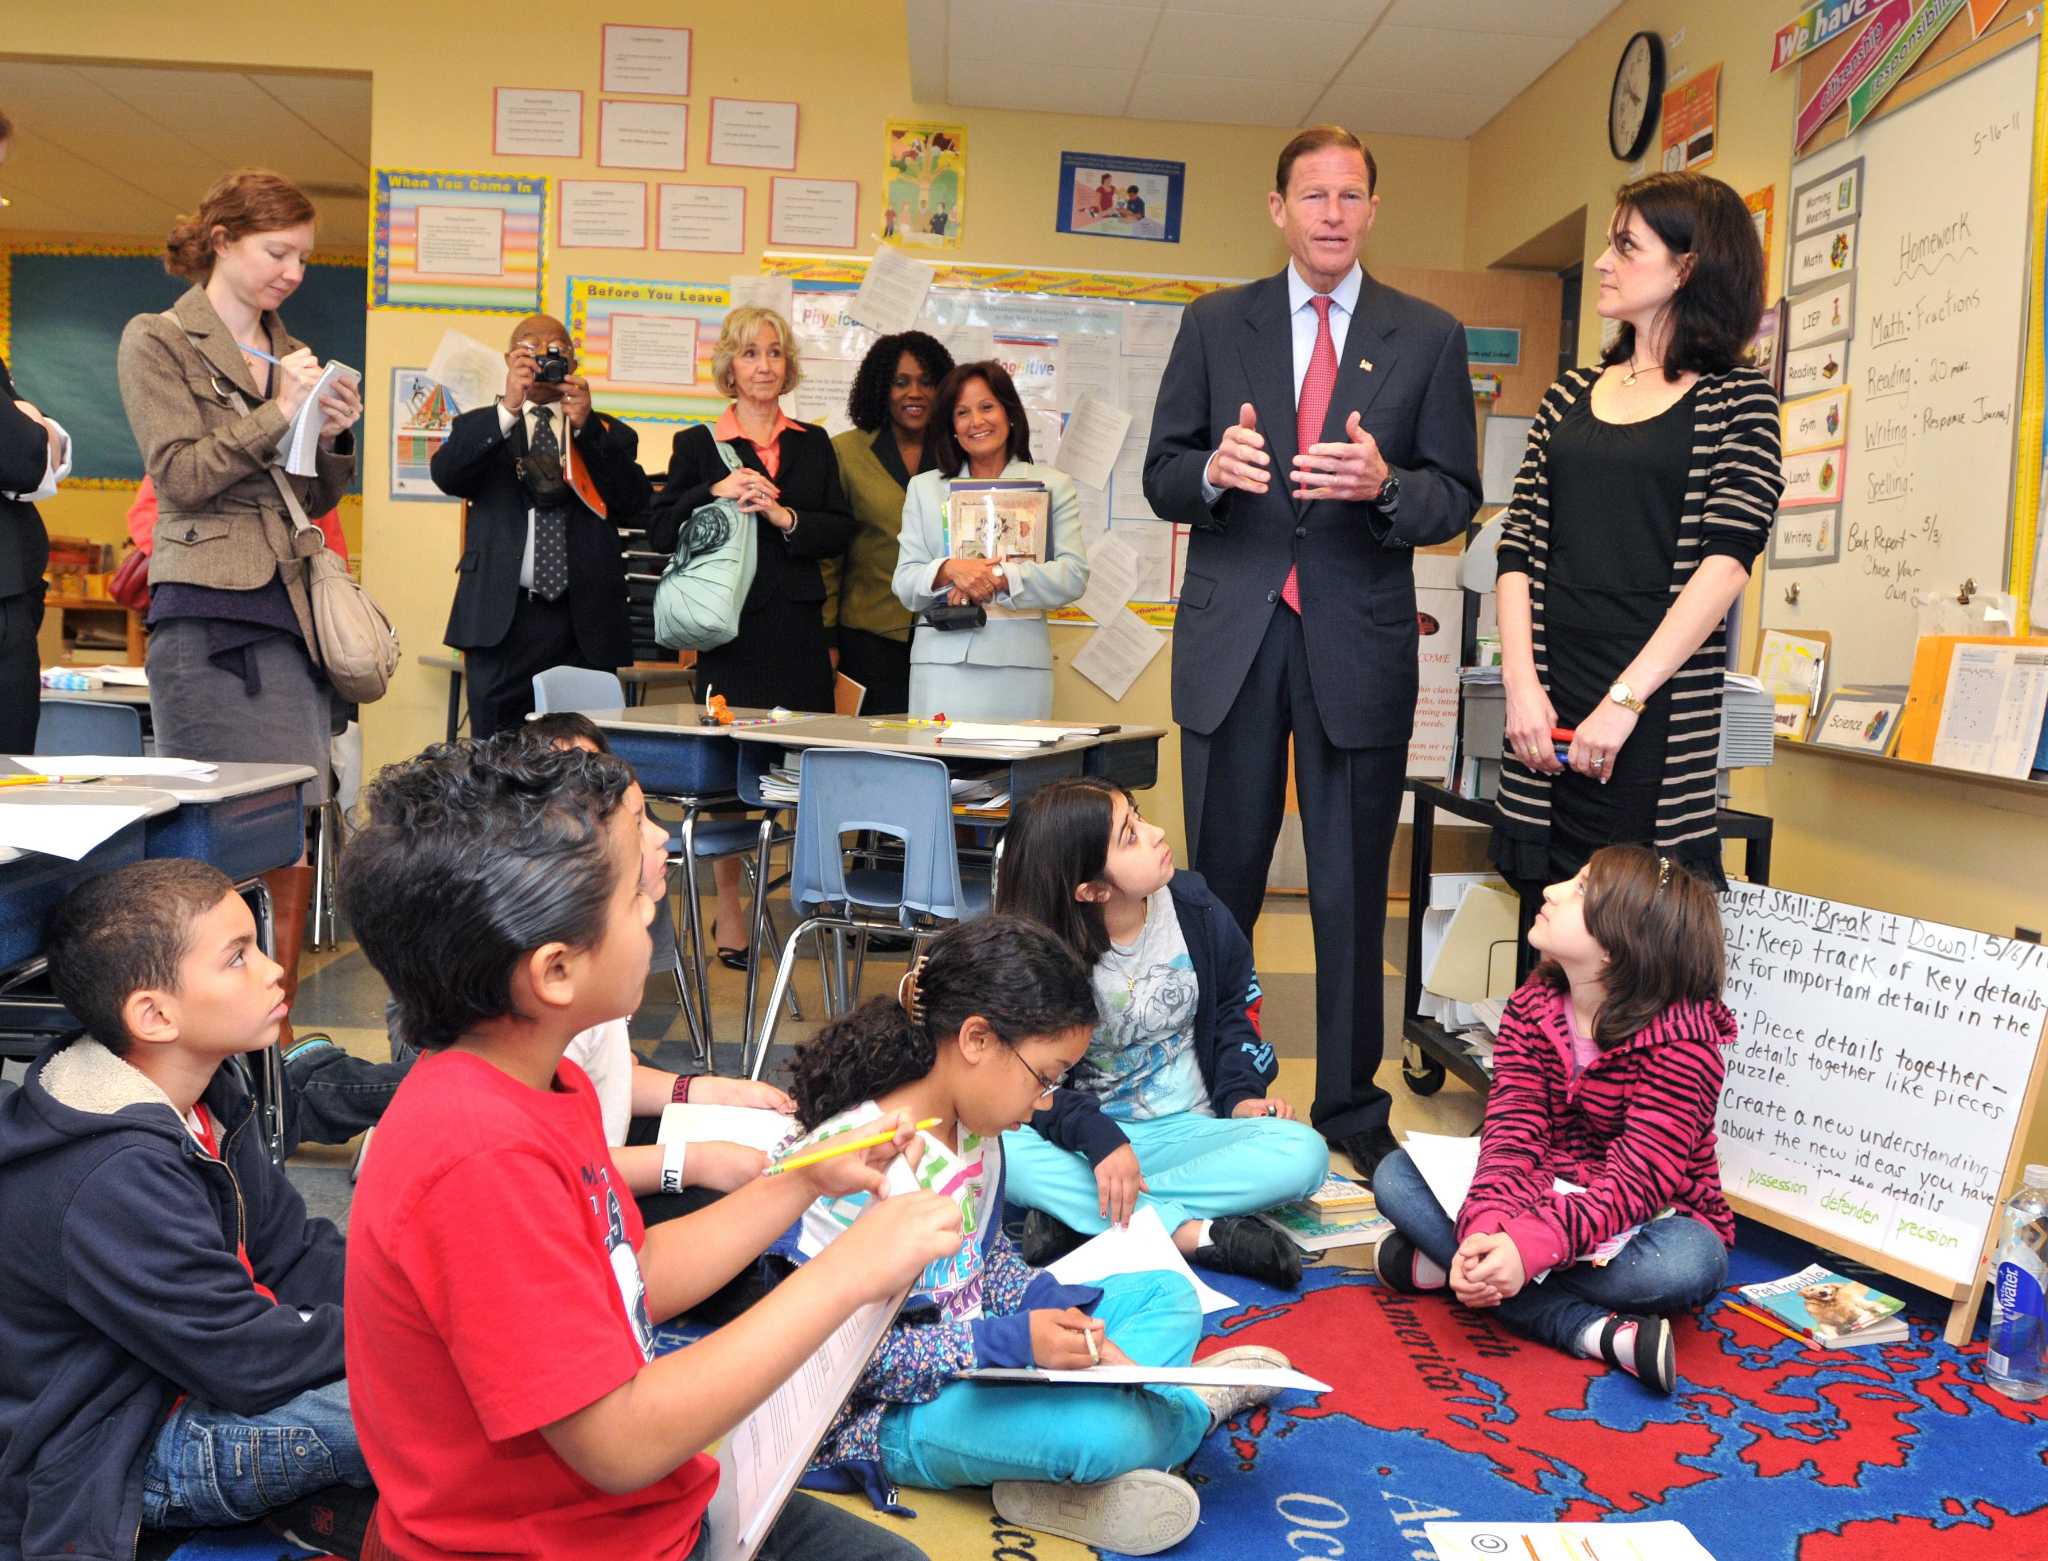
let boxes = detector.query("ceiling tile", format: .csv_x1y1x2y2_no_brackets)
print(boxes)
1161,0,1390,21
245,72,373,165
1344,23,1571,85
1140,12,1373,80
1385,0,1613,35
950,0,1159,66
1124,71,1322,126
1309,80,1504,140
946,56,1137,115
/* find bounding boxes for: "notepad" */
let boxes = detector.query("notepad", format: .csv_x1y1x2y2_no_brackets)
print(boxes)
283,361,361,477
933,722,1105,748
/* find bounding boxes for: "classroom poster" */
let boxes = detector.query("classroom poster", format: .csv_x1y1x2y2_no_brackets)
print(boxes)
564,276,729,424
372,169,546,313
1660,63,1722,171
389,368,458,501
883,121,966,249
1056,152,1184,244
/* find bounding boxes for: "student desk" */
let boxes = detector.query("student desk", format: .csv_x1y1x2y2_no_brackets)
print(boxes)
423,652,699,742
725,716,1167,802
0,787,178,972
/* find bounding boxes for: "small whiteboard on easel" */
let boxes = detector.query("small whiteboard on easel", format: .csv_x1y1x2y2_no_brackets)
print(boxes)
1716,880,2048,1344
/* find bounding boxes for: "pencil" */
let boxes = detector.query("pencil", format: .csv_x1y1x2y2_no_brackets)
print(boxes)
761,1117,941,1177
0,774,53,788
1085,1325,1100,1365
1723,1299,1813,1348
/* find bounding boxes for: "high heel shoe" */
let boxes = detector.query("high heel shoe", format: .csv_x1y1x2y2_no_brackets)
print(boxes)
710,920,750,972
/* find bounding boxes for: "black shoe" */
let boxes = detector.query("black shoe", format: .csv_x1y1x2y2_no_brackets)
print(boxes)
1019,1208,1087,1267
1195,1215,1302,1289
1339,1124,1402,1185
1372,1230,1427,1294
709,921,751,971
1595,1312,1676,1395
265,1482,377,1559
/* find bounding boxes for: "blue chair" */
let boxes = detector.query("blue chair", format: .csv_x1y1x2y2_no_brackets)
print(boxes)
746,748,991,1079
33,698,143,757
531,665,625,713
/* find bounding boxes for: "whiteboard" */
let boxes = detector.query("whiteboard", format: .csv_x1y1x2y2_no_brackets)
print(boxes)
1762,39,2039,687
1716,880,2048,1286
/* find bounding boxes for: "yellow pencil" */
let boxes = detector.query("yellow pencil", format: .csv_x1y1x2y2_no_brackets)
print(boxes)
1724,1299,1814,1348
762,1117,942,1178
0,774,53,789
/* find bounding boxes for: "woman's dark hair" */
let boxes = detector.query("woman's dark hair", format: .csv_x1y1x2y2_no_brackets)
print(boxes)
993,777,1129,966
165,169,316,282
47,859,237,1057
1599,171,1763,380
846,330,956,436
789,915,1098,1128
343,734,637,1051
1534,844,1726,1048
927,361,1033,478
521,711,612,753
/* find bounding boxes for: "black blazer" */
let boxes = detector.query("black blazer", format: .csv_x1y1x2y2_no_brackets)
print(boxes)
431,404,651,666
649,420,856,616
1142,268,1482,748
0,356,52,604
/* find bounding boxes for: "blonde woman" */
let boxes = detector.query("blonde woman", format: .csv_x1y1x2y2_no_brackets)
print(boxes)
648,305,854,965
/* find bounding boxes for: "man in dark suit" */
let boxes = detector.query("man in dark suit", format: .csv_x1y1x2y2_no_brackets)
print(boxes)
1143,126,1481,1178
432,314,651,738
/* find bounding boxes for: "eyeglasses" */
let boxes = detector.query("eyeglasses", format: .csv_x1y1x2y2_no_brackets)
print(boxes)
1011,1048,1068,1101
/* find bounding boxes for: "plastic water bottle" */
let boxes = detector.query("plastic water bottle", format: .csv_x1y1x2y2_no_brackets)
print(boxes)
1987,1163,2048,1401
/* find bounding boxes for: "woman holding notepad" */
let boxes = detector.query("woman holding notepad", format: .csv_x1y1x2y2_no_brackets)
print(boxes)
893,361,1088,720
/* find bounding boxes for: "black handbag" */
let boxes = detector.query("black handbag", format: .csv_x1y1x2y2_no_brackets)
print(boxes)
921,602,987,632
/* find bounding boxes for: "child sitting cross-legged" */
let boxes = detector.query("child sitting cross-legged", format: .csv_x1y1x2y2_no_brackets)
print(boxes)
772,915,1293,1557
0,860,373,1560
1371,845,1737,1394
341,736,962,1560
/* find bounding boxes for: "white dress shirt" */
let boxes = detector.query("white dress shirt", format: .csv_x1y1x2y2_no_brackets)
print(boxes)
495,399,577,591
3,414,72,502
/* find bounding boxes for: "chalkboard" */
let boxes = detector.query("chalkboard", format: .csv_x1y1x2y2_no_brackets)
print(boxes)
1,246,366,486
1717,880,2048,1335
1762,38,2039,687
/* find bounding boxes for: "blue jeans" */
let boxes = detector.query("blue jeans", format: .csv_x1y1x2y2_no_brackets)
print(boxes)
141,1376,370,1531
1001,1114,1329,1237
877,1270,1210,1489
1372,1148,1730,1355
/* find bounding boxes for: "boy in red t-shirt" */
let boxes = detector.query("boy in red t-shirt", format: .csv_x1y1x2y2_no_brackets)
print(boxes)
342,736,961,1560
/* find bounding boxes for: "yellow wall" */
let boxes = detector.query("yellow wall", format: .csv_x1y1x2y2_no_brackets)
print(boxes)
7,0,1469,862
1466,0,2048,1171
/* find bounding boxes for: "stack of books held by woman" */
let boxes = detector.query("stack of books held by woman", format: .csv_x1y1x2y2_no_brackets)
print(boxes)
1728,1264,1909,1348
1259,1173,1392,1253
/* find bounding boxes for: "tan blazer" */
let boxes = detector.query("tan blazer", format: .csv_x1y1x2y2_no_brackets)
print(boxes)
116,285,355,650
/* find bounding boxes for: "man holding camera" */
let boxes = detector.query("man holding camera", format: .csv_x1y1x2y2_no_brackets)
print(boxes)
432,314,651,737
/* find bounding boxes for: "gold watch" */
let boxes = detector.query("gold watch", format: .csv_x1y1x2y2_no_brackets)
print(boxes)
1607,680,1647,714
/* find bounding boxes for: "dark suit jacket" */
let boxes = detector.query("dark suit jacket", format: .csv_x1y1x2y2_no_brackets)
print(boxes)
1143,268,1481,748
649,418,855,630
0,355,51,605
431,404,651,666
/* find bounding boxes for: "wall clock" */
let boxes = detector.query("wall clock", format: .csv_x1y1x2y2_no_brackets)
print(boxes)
1609,30,1664,162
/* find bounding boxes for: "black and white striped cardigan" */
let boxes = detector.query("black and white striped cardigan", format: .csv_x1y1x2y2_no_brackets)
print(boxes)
1492,365,1784,861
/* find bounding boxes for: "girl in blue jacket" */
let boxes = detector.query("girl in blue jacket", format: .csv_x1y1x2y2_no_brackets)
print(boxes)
995,778,1330,1290
772,916,1289,1557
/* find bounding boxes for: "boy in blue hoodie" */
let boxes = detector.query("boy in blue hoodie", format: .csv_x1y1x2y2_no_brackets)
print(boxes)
0,859,371,1561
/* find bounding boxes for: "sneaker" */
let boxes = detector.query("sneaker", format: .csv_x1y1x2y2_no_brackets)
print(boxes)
350,1126,374,1184
265,1482,377,1560
1372,1230,1428,1294
992,1467,1199,1556
1019,1208,1088,1267
1189,1343,1293,1429
282,1034,339,1084
1195,1215,1301,1289
1594,1312,1676,1395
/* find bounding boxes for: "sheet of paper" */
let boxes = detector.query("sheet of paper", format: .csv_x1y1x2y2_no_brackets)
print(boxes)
1050,393,1131,492
426,330,508,414
770,178,859,249
655,185,745,254
283,362,360,477
1402,1131,1484,1215
728,274,795,319
0,802,151,861
963,1363,1331,1393
1075,534,1141,622
1482,413,1534,506
92,665,150,687
609,312,699,388
12,756,215,778
1048,1205,1236,1313
710,99,800,170
493,88,582,159
1055,335,1120,411
1120,306,1182,356
414,204,504,276
1110,427,1159,522
602,23,690,95
1425,1521,1719,1561
1069,607,1167,703
657,1104,799,1156
785,356,859,436
1026,409,1064,469
1075,478,1109,538
849,246,935,335
558,179,647,249
1932,644,2048,777
1118,523,1176,600
600,100,687,171
942,324,996,363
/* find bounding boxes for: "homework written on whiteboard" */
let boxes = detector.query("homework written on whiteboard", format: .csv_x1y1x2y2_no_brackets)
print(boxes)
1716,881,2048,1286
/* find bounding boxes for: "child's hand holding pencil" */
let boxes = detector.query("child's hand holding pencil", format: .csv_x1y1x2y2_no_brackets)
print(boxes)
1030,1307,1114,1369
773,1110,935,1198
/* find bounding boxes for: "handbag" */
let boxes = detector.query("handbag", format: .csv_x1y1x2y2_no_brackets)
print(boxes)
653,440,759,653
920,602,987,632
108,546,150,613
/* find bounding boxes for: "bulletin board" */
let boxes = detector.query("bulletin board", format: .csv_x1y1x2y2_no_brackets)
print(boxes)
0,244,367,487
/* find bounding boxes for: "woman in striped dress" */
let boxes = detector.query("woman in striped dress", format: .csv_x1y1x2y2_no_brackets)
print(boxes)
1490,172,1783,919
1371,846,1736,1394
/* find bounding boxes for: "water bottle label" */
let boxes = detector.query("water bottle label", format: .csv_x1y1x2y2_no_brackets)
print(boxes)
1990,1258,2046,1372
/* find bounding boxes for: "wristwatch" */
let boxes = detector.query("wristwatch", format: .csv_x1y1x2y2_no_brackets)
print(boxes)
1373,472,1402,511
990,562,1009,594
1608,680,1647,714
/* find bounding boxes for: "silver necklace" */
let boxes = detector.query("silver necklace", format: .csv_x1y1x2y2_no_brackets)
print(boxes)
1620,357,1659,386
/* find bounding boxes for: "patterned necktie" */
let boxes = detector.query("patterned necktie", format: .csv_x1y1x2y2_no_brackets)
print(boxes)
528,405,570,602
1283,294,1338,615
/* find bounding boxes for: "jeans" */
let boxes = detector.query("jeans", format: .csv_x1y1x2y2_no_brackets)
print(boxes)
1371,1148,1730,1355
141,1377,371,1531
689,1489,928,1561
876,1270,1210,1490
1001,1113,1329,1237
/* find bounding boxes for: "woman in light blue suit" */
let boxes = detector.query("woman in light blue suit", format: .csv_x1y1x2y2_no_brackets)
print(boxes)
893,361,1088,719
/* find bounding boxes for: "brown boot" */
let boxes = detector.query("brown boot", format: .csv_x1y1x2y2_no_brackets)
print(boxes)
263,864,315,1052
